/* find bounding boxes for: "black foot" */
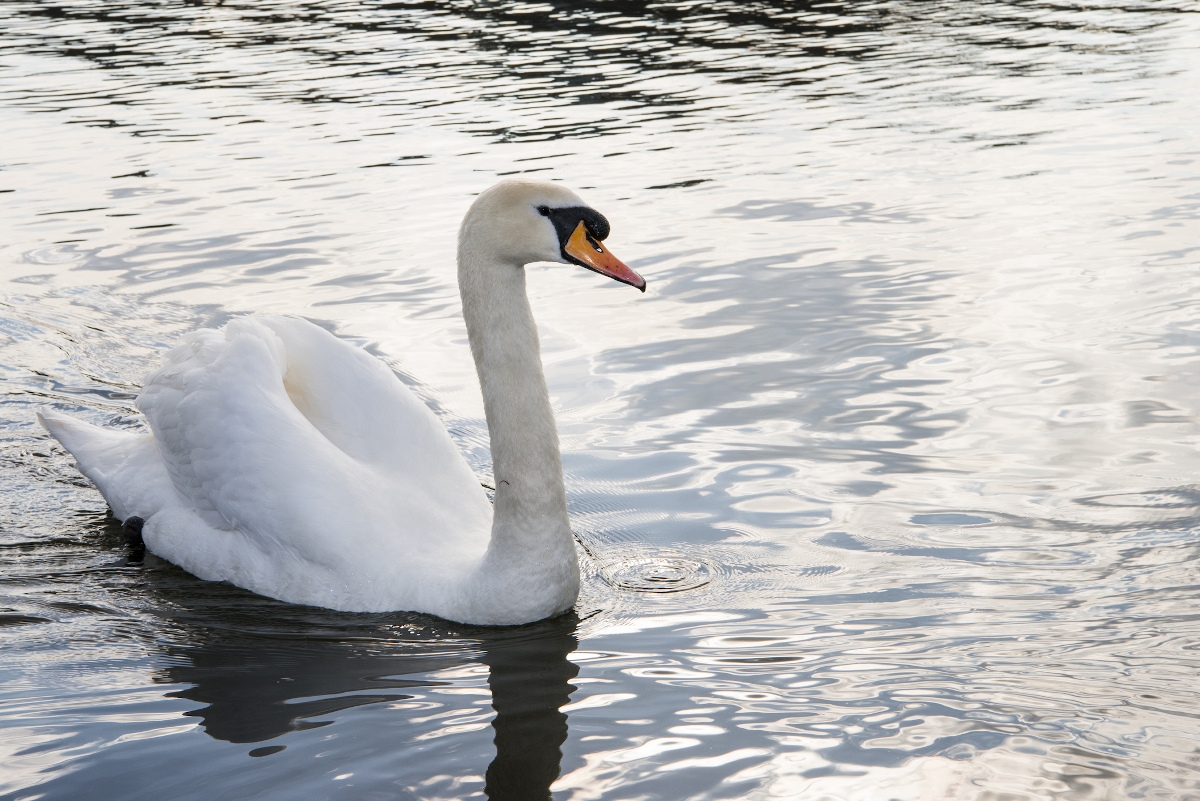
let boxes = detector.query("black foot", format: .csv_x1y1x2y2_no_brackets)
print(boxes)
122,516,145,549
122,516,146,564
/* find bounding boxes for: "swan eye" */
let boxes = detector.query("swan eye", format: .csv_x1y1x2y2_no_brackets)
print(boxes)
537,205,552,216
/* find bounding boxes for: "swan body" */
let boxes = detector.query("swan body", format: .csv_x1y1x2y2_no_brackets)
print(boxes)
39,180,644,625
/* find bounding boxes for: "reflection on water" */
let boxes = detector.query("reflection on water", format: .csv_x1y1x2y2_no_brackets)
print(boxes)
166,630,459,746
2,0,1200,799
482,619,578,801
163,608,578,800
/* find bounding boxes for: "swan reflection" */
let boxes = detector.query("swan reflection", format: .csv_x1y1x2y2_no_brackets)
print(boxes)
481,621,579,799
161,610,578,798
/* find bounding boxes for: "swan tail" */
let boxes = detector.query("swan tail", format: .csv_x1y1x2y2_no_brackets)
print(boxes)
37,409,178,522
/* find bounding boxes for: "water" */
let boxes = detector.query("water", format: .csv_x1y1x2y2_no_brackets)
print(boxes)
2,1,1198,798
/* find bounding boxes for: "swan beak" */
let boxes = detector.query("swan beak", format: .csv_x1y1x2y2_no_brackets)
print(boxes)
564,221,646,292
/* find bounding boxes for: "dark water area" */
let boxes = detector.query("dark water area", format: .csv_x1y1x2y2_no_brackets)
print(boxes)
2,1,1199,798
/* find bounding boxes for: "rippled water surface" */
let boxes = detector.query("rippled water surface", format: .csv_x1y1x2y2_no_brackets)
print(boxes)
2,1,1200,798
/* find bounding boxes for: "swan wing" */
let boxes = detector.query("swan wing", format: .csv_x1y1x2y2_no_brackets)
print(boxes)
260,316,488,496
260,316,494,549
133,317,491,609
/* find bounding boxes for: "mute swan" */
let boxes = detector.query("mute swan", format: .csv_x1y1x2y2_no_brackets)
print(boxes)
38,179,645,625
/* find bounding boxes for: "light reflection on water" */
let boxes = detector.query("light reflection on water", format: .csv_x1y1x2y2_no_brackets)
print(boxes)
2,1,1199,798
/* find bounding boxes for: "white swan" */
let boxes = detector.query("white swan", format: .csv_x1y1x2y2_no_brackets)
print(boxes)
37,179,645,625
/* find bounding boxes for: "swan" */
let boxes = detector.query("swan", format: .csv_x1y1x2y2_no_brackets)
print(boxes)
37,179,645,625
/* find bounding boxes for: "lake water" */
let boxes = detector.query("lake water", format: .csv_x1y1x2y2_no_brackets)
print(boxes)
2,2,1199,798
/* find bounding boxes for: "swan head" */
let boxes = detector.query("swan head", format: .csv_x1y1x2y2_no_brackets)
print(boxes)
460,179,646,292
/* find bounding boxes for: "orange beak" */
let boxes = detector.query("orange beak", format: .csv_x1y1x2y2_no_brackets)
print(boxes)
563,221,645,292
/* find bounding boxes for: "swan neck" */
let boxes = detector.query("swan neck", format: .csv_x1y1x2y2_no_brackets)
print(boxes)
457,246,573,561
